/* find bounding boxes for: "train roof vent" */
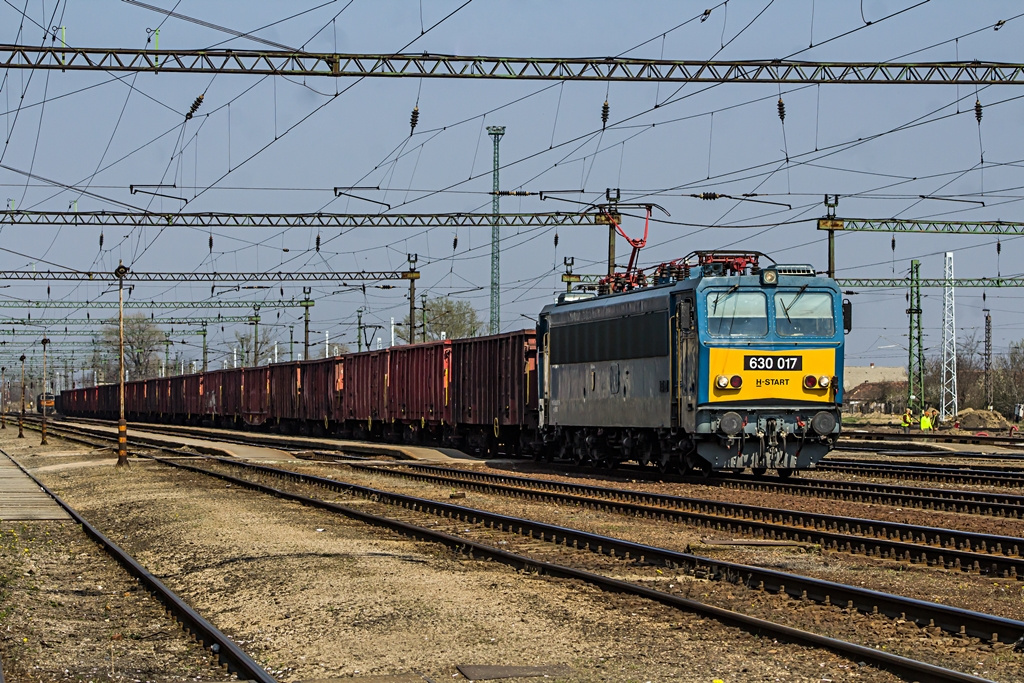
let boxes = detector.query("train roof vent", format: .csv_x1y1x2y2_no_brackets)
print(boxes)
775,265,816,276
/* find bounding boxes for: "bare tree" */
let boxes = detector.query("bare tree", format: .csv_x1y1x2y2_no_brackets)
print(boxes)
396,296,483,343
234,329,282,366
99,313,163,379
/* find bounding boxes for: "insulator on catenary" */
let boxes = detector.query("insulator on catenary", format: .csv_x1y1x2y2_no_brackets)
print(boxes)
46,286,50,298
409,106,419,136
997,240,1002,255
452,235,458,251
698,192,721,200
99,232,104,249
975,99,983,123
315,234,321,252
185,94,204,121
777,98,786,123
891,236,896,251
554,232,559,248
601,100,610,129
209,235,213,252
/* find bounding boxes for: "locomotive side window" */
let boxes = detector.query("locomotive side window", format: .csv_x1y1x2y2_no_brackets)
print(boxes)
706,291,768,337
774,291,835,337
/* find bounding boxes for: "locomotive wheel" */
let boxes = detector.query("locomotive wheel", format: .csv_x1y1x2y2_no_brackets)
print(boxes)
777,468,794,479
655,454,673,474
752,467,767,477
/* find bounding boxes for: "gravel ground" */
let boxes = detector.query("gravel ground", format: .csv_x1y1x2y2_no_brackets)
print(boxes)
0,430,906,683
0,435,238,683
269,460,1024,680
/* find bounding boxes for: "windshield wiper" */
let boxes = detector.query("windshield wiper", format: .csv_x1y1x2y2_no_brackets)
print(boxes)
780,283,808,324
712,284,739,313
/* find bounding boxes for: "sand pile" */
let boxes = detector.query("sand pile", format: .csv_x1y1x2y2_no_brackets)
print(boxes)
956,408,1009,430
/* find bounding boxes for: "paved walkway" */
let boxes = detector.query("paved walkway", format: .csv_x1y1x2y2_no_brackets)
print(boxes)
0,452,69,521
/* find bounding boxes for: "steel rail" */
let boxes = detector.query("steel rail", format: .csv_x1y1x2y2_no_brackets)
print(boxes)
150,454,1021,666
399,461,1024,519
701,473,1024,518
52,417,1024,519
356,464,1024,579
827,458,1024,474
841,430,1024,447
820,461,1024,487
0,449,277,682
21,418,1022,670
1,46,1023,85
0,210,603,228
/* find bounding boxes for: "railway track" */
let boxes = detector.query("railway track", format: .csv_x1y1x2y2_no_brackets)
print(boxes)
0,448,277,683
148,454,1019,681
19,419,1017,680
842,430,1024,449
351,463,1024,580
39,415,1024,520
566,459,1024,518
820,459,1024,487
682,471,1024,518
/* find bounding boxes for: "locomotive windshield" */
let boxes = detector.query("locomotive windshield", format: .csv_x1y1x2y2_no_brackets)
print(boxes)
706,290,768,337
774,291,835,337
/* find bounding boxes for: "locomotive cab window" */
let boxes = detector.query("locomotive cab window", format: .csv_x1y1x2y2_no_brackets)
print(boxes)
706,291,768,337
774,291,835,337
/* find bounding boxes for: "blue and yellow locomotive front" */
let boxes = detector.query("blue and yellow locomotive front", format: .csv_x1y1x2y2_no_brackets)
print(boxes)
688,263,845,474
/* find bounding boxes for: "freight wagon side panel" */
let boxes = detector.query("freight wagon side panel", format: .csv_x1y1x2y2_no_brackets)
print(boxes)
241,367,269,426
219,368,243,422
301,358,340,426
342,350,388,423
452,330,536,428
183,374,203,418
268,363,299,424
388,341,451,426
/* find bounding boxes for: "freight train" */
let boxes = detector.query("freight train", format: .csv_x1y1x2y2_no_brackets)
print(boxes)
61,251,848,477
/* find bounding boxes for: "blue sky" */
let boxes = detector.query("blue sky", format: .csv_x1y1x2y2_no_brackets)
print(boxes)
1,1,1024,373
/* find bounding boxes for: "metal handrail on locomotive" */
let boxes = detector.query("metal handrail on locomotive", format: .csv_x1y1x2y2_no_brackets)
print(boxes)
537,251,849,477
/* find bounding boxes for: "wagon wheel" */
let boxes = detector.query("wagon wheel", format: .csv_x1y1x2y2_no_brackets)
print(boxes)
751,467,768,477
777,468,795,479
655,452,673,474
637,441,653,467
688,458,713,479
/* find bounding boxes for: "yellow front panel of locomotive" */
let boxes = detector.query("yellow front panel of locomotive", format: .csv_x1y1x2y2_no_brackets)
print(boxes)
707,347,836,403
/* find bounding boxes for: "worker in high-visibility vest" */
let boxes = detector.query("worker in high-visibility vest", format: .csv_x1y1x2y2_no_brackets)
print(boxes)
900,409,914,434
919,410,932,432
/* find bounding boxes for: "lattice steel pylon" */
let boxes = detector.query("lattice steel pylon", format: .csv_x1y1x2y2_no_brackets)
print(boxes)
940,252,958,421
984,308,993,409
907,260,924,414
487,125,505,335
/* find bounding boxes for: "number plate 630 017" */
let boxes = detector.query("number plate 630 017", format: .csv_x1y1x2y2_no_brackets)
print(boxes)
744,355,802,371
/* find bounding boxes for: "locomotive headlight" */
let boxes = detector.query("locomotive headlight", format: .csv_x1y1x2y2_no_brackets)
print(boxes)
818,375,831,388
761,268,778,286
715,375,730,389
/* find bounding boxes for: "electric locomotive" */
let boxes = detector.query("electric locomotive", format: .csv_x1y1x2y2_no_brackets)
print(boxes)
537,251,848,476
